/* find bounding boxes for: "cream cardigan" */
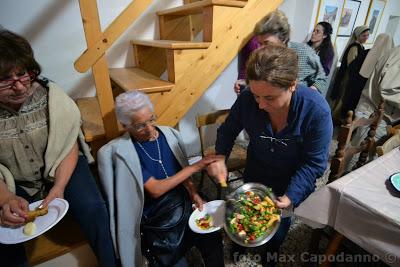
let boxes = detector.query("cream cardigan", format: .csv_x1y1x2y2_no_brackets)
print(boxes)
357,46,400,124
0,82,92,193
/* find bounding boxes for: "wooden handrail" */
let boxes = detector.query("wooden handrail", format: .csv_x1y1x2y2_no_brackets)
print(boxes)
78,0,120,140
75,0,153,73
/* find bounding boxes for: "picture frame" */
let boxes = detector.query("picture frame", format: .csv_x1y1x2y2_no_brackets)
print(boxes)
365,0,387,43
337,0,361,37
315,0,346,42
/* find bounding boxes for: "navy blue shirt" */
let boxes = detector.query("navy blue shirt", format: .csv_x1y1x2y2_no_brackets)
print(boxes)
133,131,182,213
216,85,333,207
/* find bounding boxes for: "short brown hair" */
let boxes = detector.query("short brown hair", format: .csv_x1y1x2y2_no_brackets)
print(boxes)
0,30,41,77
254,10,290,45
246,45,298,89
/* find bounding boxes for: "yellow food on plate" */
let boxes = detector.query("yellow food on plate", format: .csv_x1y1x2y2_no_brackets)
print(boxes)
26,206,48,223
23,222,37,236
195,214,213,230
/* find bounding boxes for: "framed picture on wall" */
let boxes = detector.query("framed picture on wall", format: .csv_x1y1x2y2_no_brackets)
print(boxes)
315,0,345,42
338,0,361,37
365,0,387,43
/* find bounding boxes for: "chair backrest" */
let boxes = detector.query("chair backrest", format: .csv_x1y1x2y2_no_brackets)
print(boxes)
328,101,384,182
376,125,400,156
196,109,230,157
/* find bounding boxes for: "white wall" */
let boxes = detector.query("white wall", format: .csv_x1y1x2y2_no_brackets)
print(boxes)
386,15,400,45
1,0,399,157
380,0,400,46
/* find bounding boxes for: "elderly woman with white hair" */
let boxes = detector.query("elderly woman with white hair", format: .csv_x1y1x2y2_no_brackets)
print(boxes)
97,90,225,267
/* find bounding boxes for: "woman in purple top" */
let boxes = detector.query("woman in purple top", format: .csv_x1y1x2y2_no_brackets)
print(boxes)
234,11,327,95
307,22,335,76
237,36,260,80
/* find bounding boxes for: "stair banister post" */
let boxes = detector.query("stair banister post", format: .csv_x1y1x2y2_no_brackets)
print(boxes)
78,0,120,141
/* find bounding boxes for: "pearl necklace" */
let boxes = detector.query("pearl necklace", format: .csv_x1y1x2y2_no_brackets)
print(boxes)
136,136,169,178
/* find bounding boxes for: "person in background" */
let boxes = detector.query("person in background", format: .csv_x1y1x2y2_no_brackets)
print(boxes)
234,10,327,95
0,30,117,267
354,46,400,145
307,21,335,76
97,90,226,267
330,25,370,121
219,45,332,265
341,33,394,117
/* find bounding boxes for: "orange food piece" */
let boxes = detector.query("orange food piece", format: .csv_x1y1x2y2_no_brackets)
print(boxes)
26,207,48,223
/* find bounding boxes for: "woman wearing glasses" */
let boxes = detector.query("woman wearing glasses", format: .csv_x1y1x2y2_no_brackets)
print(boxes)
0,30,117,267
216,45,333,265
97,90,226,267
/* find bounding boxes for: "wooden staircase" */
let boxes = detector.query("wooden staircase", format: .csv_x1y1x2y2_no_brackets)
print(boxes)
76,0,283,151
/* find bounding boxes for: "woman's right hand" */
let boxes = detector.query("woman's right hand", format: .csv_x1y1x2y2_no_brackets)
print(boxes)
234,79,246,95
206,158,228,185
0,195,29,227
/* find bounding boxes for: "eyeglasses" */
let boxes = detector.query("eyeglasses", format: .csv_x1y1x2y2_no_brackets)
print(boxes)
0,71,35,91
129,115,157,132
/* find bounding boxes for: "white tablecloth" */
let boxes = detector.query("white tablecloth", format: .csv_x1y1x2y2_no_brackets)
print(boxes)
295,148,400,266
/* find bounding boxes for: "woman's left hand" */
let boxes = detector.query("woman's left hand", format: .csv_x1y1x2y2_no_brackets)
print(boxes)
40,186,65,208
275,194,292,209
191,193,205,211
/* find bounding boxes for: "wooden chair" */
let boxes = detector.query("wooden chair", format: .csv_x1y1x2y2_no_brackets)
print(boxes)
376,125,400,156
309,102,384,267
195,109,247,198
328,102,384,183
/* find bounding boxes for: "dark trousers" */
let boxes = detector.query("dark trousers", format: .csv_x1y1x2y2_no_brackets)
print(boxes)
179,230,225,267
188,231,224,267
0,156,117,267
149,230,224,267
231,217,292,267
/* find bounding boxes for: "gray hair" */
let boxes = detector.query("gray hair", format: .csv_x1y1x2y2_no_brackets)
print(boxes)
115,90,154,126
254,10,291,45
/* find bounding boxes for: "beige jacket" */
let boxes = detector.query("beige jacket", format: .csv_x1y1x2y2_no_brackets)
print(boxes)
0,82,92,193
356,46,400,124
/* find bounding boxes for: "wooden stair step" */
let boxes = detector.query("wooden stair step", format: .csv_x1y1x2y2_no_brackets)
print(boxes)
157,0,247,16
130,39,211,49
109,67,174,93
76,97,124,142
25,214,87,266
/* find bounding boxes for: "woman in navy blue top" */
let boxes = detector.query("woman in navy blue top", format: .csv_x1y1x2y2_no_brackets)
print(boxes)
215,45,333,265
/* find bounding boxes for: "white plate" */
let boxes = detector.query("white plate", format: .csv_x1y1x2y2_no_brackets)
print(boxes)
189,200,225,234
0,198,69,244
